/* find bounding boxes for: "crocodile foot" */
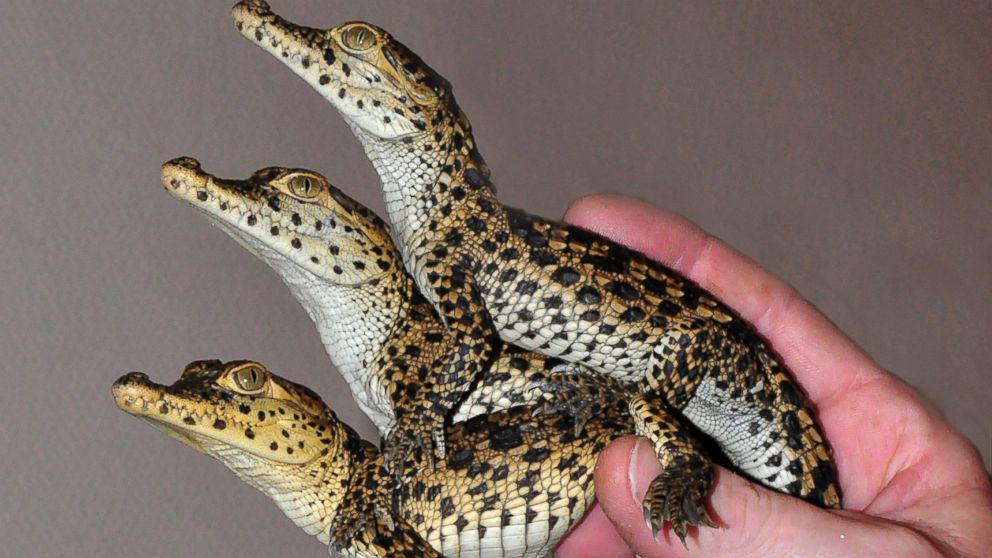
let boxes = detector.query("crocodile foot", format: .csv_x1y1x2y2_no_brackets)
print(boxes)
530,364,631,436
382,417,445,478
626,391,719,546
641,465,717,546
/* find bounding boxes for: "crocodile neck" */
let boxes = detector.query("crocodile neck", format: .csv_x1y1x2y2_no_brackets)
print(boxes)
352,115,484,254
353,126,444,252
272,246,416,433
231,231,414,432
223,418,358,544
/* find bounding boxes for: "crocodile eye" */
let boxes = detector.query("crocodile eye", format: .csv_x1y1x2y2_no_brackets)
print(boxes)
231,364,266,393
287,174,319,199
342,25,375,51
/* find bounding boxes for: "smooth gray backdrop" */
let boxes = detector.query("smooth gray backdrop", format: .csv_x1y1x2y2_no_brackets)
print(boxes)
1,1,989,556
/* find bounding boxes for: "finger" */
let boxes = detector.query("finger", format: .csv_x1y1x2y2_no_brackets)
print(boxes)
564,194,883,410
594,437,933,558
554,503,634,558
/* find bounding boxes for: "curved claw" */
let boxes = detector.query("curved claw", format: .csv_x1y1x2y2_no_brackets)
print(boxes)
383,428,437,480
527,379,571,396
373,503,395,532
548,363,584,375
527,363,586,397
346,513,373,543
570,401,595,437
641,471,717,548
527,379,601,436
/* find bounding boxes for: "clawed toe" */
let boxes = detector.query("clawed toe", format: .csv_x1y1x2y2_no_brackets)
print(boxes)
527,367,625,436
549,363,584,376
641,471,717,547
529,387,597,435
383,428,439,479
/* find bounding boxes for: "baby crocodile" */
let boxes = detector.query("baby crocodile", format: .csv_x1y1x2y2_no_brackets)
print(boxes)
231,0,841,540
114,359,630,557
161,157,569,449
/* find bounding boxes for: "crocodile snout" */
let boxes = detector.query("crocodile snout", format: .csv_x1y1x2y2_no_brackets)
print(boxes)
161,156,209,194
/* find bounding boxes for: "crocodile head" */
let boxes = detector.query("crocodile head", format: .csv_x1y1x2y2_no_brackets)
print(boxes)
113,359,361,542
161,157,412,433
231,0,467,146
161,156,398,287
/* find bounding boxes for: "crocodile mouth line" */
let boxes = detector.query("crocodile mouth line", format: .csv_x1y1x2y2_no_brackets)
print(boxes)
116,392,248,430
112,373,268,454
232,2,407,123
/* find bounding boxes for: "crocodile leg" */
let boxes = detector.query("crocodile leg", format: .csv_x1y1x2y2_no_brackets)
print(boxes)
385,252,500,471
330,498,444,558
533,367,718,544
646,317,841,508
530,364,636,437
629,391,717,546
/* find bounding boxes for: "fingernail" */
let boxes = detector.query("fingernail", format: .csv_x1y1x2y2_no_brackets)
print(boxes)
628,438,643,504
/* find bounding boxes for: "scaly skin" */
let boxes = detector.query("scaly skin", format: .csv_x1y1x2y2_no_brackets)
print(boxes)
164,155,827,543
161,157,571,447
113,360,630,557
230,0,841,540
162,157,709,544
162,156,712,538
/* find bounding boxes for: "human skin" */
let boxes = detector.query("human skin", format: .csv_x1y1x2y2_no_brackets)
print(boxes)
554,194,992,558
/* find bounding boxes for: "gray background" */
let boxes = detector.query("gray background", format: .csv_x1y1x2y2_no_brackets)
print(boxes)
1,1,989,556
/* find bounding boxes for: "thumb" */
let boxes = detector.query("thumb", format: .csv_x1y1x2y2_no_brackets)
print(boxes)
595,437,897,558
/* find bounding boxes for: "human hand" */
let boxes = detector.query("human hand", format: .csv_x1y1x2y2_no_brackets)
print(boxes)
554,195,992,558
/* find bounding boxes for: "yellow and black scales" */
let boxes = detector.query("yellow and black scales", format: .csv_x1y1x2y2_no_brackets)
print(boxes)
116,2,844,556
115,360,629,557
230,0,841,542
160,159,641,556
159,152,835,555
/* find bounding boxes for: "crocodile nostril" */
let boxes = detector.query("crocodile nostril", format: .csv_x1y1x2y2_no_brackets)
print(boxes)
113,371,150,391
164,156,202,171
